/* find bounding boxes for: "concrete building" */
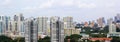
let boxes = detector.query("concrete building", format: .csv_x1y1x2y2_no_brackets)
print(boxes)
114,14,120,23
37,17,48,35
108,18,116,33
0,15,11,35
25,18,38,42
0,21,3,35
97,17,105,28
107,33,120,37
50,16,64,42
63,16,74,29
107,18,120,37
64,28,81,36
12,14,25,37
89,21,95,28
109,23,116,33
46,21,51,36
84,22,89,27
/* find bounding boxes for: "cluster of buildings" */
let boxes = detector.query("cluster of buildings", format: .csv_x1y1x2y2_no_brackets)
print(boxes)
76,17,106,29
0,13,80,42
107,14,120,37
0,13,120,42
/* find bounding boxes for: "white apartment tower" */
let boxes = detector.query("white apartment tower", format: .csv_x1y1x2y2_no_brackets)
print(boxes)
25,18,38,42
13,13,25,37
50,16,64,42
63,16,74,29
108,18,116,33
0,15,11,35
37,17,48,35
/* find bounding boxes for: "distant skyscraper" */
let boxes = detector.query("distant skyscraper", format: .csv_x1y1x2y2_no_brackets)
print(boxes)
13,14,25,37
20,21,25,37
14,13,24,21
114,14,120,23
25,18,38,42
89,21,95,28
114,14,120,30
97,17,105,28
84,22,89,27
37,17,48,35
50,16,64,42
46,21,51,36
0,15,11,35
107,18,120,37
63,16,74,29
107,18,113,25
0,21,3,35
109,23,116,33
108,18,116,33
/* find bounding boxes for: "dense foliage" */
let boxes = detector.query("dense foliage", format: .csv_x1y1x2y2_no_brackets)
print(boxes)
64,34,82,42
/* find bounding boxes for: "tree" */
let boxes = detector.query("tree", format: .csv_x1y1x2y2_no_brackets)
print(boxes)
90,34,107,38
95,40,100,42
0,35,13,42
64,34,82,42
38,36,50,42
12,37,25,42
109,36,120,42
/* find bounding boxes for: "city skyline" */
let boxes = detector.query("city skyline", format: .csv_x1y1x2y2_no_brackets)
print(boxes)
0,0,120,22
0,13,118,23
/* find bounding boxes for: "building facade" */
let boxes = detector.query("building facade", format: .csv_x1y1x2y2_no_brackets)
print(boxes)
0,15,11,35
107,18,120,37
97,17,105,28
64,28,81,36
50,16,64,42
25,18,38,42
63,16,74,29
37,17,48,35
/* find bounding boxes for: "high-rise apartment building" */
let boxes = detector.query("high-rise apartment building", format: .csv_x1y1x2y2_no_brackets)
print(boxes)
107,18,120,37
109,23,116,33
0,21,3,35
107,18,116,33
107,18,113,25
14,13,24,21
50,16,64,42
64,28,80,36
89,21,95,28
46,21,51,36
114,14,120,23
84,22,89,27
0,15,11,35
63,16,74,29
25,18,38,42
13,14,25,37
114,14,120,28
37,17,48,35
97,17,105,28
108,18,117,33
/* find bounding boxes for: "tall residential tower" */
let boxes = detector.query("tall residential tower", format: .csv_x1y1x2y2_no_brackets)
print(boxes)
63,16,74,29
50,16,64,42
25,18,38,42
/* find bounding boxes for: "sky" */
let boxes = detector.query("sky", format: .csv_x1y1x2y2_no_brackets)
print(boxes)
0,0,120,22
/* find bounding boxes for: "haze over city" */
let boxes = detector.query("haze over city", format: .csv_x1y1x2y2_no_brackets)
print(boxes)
0,0,120,22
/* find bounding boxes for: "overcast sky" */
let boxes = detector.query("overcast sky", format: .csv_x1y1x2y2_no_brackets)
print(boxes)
0,0,120,22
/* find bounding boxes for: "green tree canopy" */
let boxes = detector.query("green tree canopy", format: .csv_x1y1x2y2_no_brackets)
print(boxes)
0,35,13,42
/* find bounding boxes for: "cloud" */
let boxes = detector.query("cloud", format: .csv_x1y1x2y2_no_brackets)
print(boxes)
53,0,74,6
39,0,53,8
22,0,97,11
1,0,12,5
77,3,96,8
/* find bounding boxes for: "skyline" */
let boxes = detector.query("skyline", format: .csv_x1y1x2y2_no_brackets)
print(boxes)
0,0,120,22
0,13,118,23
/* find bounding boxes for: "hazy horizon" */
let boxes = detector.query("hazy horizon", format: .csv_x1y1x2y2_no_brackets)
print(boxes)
0,0,120,22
